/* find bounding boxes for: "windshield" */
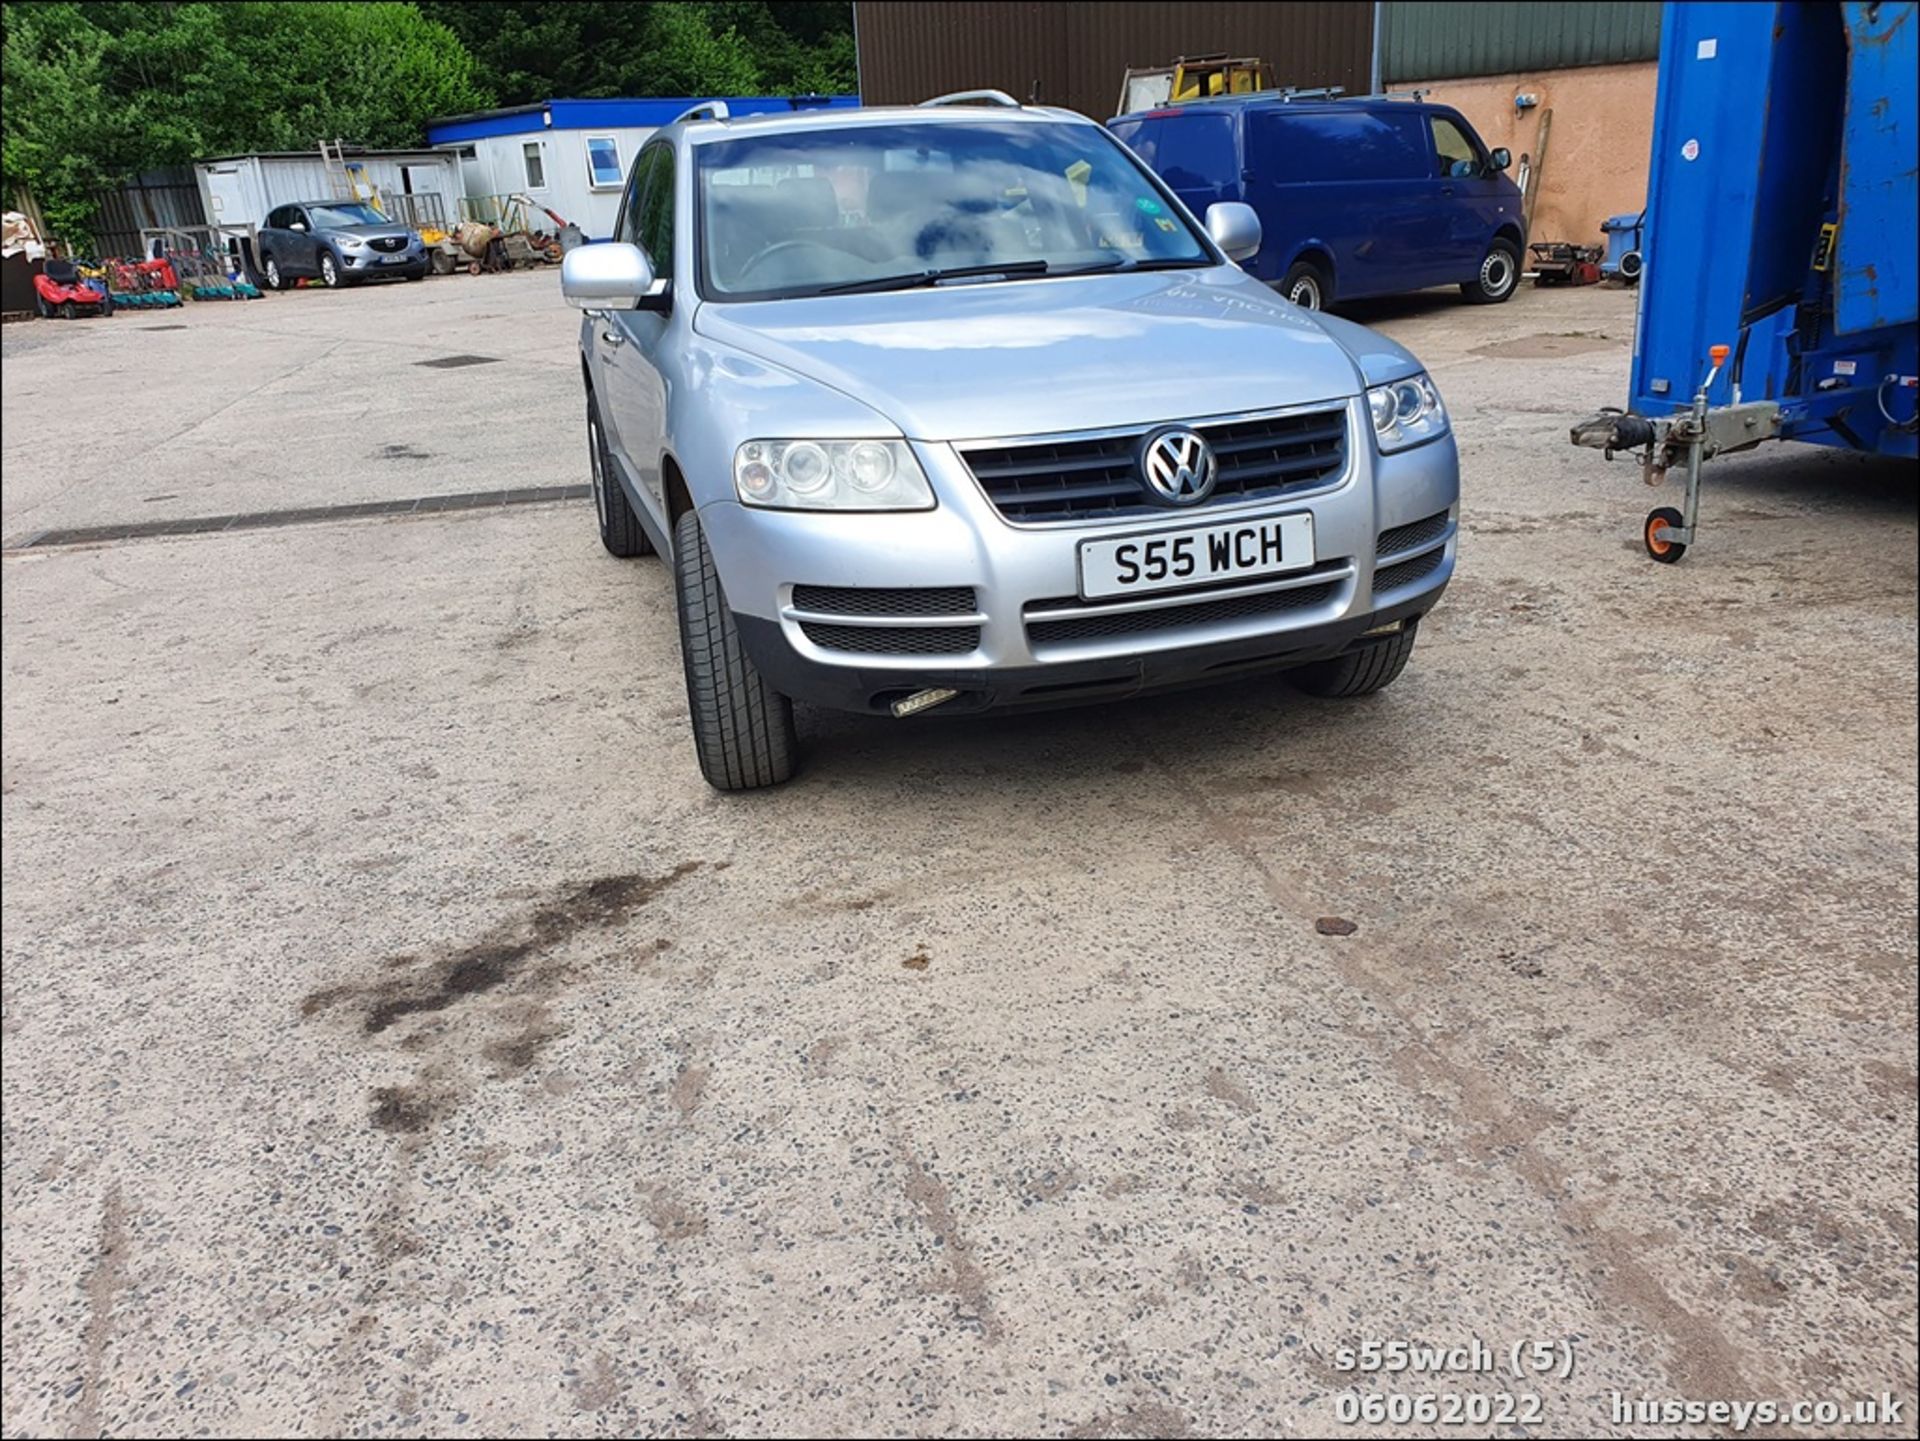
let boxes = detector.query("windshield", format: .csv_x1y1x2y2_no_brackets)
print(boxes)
696,120,1213,301
308,203,388,228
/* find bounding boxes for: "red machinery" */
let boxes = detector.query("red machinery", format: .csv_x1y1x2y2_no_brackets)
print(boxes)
33,258,112,318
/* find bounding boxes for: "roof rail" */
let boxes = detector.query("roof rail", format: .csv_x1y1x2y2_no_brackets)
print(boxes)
672,101,730,124
919,89,1021,109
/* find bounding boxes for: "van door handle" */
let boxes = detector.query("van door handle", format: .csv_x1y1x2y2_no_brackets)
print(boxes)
1440,185,1456,197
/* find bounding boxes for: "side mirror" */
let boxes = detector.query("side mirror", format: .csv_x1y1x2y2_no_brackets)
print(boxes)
1204,201,1262,263
1490,147,1512,172
562,241,657,310
290,221,308,232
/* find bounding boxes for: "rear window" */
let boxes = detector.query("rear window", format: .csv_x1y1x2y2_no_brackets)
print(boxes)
1118,113,1237,189
1249,108,1430,183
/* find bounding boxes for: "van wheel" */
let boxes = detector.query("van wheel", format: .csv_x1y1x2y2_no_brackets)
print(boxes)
674,510,798,791
1289,622,1418,698
587,391,652,557
1462,239,1520,303
1280,260,1328,310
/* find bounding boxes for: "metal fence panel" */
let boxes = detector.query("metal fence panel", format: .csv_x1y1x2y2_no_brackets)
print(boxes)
90,168,207,257
1382,1,1662,83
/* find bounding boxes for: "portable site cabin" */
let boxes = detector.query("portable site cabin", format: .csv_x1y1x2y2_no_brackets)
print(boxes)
425,96,860,240
193,148,466,238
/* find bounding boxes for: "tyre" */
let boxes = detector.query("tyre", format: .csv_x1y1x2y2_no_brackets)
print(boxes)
59,300,75,320
1461,238,1521,304
262,255,282,291
586,392,652,557
318,251,341,288
1289,622,1419,699
1643,506,1687,563
674,509,797,791
1280,259,1329,310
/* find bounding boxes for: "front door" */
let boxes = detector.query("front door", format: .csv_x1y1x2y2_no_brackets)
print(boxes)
1426,114,1498,281
603,144,676,517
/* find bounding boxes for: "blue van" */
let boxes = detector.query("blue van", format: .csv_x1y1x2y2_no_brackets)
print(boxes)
1109,96,1525,309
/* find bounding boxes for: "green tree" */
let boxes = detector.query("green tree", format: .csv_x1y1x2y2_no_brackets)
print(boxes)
2,1,489,246
416,0,855,105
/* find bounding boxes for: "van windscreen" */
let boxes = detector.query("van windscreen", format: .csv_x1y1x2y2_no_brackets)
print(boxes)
1251,109,1429,183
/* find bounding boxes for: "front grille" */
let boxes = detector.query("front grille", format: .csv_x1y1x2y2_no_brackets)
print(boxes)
1377,510,1451,558
1025,580,1338,647
791,584,975,617
1374,549,1445,594
800,622,979,655
370,236,408,253
962,407,1348,524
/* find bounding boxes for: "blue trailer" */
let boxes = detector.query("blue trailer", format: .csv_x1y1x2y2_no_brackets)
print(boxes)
1573,0,1917,561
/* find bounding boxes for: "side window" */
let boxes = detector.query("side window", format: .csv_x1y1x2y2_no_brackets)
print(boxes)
289,207,309,230
265,206,286,229
1429,117,1482,179
585,135,622,189
1252,109,1430,183
617,148,658,244
1153,114,1237,189
637,146,675,274
523,140,546,190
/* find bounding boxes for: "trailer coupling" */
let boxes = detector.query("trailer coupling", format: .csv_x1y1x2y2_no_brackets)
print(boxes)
1570,345,1782,563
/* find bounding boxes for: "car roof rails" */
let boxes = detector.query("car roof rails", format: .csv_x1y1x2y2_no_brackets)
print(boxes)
672,101,730,124
918,89,1021,109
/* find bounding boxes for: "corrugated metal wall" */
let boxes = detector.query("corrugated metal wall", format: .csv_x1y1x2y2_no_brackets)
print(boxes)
1382,1,1662,83
90,168,207,257
856,2,1374,119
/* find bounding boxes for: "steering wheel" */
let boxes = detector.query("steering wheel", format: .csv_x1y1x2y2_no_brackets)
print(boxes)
737,239,842,283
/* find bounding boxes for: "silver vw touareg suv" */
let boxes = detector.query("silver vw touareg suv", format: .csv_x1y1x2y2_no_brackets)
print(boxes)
563,93,1458,790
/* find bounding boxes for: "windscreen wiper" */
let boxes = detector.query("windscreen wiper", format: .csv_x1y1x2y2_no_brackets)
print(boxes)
813,259,1054,295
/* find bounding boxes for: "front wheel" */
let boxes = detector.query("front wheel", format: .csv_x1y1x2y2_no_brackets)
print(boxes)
1280,260,1328,310
1461,239,1521,304
1289,622,1419,699
674,509,797,791
587,392,652,557
1644,506,1687,563
318,251,341,288
262,256,282,291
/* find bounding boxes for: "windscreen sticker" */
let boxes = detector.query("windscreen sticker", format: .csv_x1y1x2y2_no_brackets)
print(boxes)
1154,217,1178,232
1134,196,1164,215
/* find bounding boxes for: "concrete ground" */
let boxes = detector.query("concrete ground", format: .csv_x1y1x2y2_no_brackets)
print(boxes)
2,271,1914,1440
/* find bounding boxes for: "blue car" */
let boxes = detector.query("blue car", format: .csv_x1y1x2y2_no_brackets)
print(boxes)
1109,96,1525,310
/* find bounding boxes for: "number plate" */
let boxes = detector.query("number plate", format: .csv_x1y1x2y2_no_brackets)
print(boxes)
1078,513,1316,599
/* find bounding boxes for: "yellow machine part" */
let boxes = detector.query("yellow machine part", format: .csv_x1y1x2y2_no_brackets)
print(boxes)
1170,58,1269,101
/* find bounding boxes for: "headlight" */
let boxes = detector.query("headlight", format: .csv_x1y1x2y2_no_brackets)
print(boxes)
337,235,367,250
1366,372,1448,452
733,440,933,511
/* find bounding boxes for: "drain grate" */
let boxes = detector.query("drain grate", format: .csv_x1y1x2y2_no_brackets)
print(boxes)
8,485,590,550
416,354,502,369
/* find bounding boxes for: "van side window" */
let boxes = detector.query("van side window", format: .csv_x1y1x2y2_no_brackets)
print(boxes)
1429,117,1482,179
1250,110,1428,183
1109,118,1160,166
1153,114,1236,189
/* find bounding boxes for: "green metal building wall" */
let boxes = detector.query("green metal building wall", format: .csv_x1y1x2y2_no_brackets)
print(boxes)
1382,1,1663,83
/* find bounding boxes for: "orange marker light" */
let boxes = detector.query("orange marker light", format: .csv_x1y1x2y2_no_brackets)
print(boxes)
1710,344,1731,366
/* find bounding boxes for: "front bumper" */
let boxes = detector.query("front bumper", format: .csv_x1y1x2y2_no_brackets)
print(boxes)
700,399,1459,715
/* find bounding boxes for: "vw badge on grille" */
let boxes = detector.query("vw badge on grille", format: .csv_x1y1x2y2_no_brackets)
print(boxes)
1139,427,1217,506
